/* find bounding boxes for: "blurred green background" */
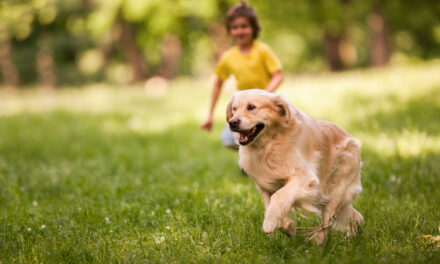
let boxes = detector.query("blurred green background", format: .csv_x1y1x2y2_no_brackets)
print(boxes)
1,0,440,88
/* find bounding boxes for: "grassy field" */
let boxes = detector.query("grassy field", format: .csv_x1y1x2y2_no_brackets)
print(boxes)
1,62,440,263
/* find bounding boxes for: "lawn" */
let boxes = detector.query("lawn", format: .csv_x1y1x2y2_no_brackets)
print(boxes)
1,62,440,263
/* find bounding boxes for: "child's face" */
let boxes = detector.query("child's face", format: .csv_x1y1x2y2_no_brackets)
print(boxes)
229,17,253,46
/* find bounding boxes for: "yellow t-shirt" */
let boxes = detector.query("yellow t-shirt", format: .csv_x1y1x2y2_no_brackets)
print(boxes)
214,41,282,90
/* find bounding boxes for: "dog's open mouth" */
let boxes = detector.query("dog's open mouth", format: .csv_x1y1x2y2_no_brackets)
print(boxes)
238,124,265,145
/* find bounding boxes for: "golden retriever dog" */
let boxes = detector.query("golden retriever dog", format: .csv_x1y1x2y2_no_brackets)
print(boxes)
226,89,363,244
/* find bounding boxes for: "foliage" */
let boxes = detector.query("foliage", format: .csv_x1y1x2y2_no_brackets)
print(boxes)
91,0,440,74
1,62,440,262
1,0,440,82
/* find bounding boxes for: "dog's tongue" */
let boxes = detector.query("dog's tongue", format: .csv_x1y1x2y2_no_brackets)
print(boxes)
239,127,256,143
239,133,249,143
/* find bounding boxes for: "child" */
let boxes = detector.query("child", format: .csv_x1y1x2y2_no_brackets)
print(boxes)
200,1,283,149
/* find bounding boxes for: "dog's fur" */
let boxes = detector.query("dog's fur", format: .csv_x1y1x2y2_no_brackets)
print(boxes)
226,89,363,244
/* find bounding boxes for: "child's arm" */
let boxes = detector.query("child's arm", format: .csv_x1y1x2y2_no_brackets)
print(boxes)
265,71,284,93
200,76,224,132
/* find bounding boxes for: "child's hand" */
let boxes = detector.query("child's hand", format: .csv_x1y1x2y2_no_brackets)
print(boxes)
200,117,213,132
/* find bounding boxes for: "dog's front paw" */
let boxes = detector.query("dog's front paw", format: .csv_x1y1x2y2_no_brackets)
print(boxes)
262,215,280,233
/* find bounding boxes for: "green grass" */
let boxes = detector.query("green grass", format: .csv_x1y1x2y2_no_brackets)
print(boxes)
1,62,440,263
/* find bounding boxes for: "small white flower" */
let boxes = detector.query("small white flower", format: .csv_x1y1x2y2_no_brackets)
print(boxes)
165,226,170,230
32,201,38,206
226,248,231,253
27,227,32,232
202,232,207,239
40,225,46,230
154,236,166,244
165,209,171,214
105,217,111,224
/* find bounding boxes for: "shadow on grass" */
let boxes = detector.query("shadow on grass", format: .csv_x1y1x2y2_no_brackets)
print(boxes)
344,86,440,135
360,146,440,201
339,85,440,210
347,84,440,231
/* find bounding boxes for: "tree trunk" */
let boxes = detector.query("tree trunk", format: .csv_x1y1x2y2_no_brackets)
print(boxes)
0,40,19,90
323,29,345,71
117,20,147,83
159,35,182,79
368,5,391,67
36,36,56,90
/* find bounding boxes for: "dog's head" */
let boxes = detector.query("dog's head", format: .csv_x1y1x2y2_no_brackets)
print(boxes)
226,89,292,146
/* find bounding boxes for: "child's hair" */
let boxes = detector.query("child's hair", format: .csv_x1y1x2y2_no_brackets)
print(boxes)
225,1,261,39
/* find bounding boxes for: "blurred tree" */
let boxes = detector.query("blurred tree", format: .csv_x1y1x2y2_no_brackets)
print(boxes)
0,40,19,90
0,0,32,89
252,0,440,70
115,17,148,82
251,0,358,71
1,0,439,86
34,0,59,90
36,34,57,90
159,35,182,79
368,4,390,67
384,0,440,59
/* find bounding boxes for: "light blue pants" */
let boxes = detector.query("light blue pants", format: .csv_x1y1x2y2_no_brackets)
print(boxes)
221,124,239,149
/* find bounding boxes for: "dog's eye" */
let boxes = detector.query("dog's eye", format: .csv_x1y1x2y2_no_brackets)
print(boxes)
247,104,256,111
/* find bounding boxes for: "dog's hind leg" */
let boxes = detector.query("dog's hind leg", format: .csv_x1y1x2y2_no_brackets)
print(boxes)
334,203,353,230
314,204,338,244
313,140,362,244
333,173,363,236
347,207,363,237
314,185,353,244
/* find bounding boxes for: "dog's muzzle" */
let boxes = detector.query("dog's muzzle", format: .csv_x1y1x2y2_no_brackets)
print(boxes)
228,118,265,145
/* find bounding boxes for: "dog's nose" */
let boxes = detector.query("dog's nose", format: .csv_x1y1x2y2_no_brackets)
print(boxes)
228,118,240,130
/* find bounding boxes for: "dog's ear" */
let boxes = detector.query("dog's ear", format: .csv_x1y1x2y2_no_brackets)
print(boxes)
226,93,236,122
271,95,292,124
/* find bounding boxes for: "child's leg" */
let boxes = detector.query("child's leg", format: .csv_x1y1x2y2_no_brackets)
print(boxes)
221,124,239,150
